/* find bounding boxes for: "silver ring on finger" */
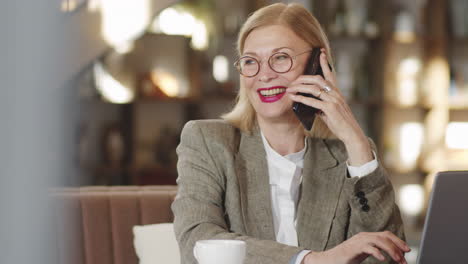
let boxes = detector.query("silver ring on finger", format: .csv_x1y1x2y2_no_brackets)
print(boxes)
322,85,332,93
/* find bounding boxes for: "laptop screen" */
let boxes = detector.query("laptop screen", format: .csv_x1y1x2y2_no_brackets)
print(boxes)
417,171,468,264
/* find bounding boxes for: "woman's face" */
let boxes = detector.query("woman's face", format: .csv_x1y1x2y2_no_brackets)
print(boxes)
241,24,311,124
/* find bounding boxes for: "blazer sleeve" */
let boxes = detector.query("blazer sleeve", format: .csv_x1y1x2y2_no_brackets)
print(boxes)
342,139,405,264
171,121,304,264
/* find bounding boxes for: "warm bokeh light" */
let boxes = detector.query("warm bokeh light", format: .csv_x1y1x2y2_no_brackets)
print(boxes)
213,55,229,83
114,41,135,54
399,184,425,216
100,0,150,52
153,8,196,36
397,57,421,106
399,79,418,105
87,0,101,12
191,20,209,50
150,70,180,98
446,122,468,149
400,122,424,169
93,62,134,104
150,7,209,50
400,58,421,75
394,31,416,44
423,56,450,106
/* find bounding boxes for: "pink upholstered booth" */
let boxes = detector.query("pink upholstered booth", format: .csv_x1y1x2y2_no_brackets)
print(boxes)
51,185,178,264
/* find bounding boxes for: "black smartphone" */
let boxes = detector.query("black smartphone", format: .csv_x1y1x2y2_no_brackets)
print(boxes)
292,47,326,131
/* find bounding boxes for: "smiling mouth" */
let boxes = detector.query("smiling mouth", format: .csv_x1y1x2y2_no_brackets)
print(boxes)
258,87,286,97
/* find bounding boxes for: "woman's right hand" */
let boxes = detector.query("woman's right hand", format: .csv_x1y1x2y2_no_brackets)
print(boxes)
303,231,410,264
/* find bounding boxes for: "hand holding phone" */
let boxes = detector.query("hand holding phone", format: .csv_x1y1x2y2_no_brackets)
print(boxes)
292,48,327,130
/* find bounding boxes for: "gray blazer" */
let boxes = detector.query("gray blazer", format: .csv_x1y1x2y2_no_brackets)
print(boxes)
172,120,404,264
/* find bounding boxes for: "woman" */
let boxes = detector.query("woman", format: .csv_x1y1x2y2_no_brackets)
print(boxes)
172,3,408,264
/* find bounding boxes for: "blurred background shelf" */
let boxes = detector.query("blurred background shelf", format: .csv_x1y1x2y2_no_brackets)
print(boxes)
74,0,468,190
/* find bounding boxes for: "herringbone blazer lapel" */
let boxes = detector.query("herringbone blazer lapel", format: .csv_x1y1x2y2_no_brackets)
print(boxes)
296,137,348,251
234,126,276,241
234,128,348,249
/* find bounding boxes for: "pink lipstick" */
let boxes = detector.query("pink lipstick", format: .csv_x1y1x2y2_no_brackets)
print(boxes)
257,86,287,103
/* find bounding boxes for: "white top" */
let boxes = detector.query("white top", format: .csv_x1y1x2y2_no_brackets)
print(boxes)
260,132,378,264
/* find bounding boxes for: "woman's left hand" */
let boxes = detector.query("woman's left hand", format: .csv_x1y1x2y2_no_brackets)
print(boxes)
287,48,372,165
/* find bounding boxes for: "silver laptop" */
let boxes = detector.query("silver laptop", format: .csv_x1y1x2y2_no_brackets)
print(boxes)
417,171,468,264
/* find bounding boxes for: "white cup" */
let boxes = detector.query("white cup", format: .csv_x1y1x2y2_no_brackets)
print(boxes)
193,240,246,264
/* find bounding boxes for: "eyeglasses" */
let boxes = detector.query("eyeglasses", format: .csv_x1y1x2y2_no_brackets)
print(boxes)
234,50,312,77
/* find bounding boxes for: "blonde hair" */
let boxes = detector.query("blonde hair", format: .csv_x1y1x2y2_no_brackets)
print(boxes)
221,3,334,138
